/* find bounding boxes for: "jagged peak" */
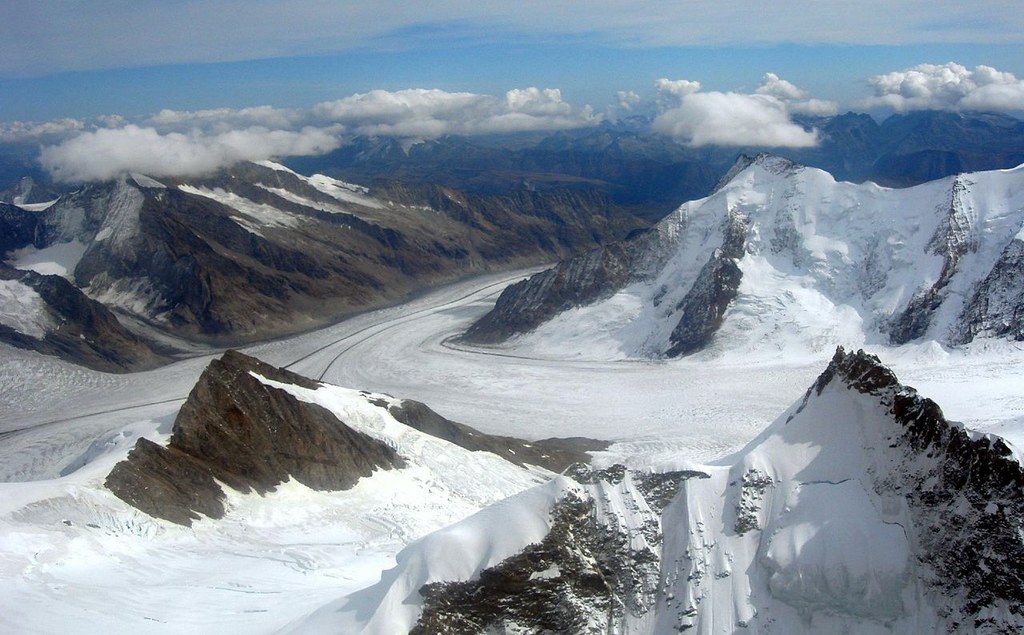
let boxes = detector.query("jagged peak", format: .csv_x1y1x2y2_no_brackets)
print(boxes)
812,346,901,397
711,153,803,194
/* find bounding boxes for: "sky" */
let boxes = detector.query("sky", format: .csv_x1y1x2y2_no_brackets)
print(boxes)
2,1,1023,182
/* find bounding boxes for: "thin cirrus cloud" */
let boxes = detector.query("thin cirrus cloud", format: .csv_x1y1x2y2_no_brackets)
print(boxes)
861,62,1024,112
651,73,833,148
1,2,1020,77
36,87,600,182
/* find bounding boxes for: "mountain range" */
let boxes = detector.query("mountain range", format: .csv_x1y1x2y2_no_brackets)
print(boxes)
464,154,1024,359
0,161,643,369
2,108,1024,634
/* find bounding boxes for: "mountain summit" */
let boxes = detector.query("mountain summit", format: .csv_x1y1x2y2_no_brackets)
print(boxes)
463,156,1024,359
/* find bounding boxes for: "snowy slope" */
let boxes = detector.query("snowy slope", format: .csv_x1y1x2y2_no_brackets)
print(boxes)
290,465,680,634
1,268,1023,634
486,156,1024,361
292,346,1024,634
0,356,546,634
657,347,1024,633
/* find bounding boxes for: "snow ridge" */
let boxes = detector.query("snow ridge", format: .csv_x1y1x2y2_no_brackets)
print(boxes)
657,347,1024,633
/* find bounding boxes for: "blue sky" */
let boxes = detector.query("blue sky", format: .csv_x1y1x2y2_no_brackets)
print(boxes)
2,0,1022,120
3,1,1023,181
4,41,1022,122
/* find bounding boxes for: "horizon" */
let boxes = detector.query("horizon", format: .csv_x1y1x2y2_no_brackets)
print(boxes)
2,1,1023,182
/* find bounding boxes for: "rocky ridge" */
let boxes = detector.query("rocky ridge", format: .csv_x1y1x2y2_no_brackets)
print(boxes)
657,347,1024,633
0,262,166,372
1,162,646,365
106,351,607,526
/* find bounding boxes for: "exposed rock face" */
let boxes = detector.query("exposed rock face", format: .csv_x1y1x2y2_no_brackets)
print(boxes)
462,239,651,344
386,398,608,472
889,176,975,344
409,465,703,635
0,264,166,372
105,351,406,525
657,347,1024,633
461,225,677,345
951,235,1024,344
665,209,746,356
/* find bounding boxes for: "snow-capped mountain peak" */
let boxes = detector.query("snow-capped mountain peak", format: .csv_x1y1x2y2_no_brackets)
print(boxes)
464,158,1024,360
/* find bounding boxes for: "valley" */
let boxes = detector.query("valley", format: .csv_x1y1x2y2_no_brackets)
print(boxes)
2,259,1023,632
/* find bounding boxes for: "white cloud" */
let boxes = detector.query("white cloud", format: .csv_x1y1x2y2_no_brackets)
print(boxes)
616,90,641,110
756,73,838,117
0,118,85,142
39,124,341,182
32,85,599,181
862,63,1024,112
652,78,820,147
147,106,302,132
654,78,702,110
312,87,599,137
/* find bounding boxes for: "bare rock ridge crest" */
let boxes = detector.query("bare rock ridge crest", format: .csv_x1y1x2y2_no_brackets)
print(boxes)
106,350,406,526
106,350,606,526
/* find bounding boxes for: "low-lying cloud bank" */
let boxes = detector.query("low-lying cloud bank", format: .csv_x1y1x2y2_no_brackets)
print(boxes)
31,87,599,183
38,125,342,183
651,73,834,148
7,62,1024,183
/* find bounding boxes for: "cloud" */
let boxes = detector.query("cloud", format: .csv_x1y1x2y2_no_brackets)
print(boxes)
146,106,303,133
31,85,599,181
616,90,641,111
756,73,838,117
39,124,341,182
312,87,598,137
652,77,820,147
862,63,1024,112
0,118,85,143
3,2,1020,78
654,78,702,110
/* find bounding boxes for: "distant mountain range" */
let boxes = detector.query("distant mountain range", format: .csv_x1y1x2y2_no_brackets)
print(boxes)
2,110,1024,370
284,110,1024,221
0,161,644,369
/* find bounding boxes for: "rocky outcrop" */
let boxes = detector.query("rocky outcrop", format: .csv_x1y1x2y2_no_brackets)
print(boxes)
461,240,643,344
461,223,676,345
951,235,1024,344
409,465,702,635
386,398,608,472
105,351,406,525
665,209,747,356
827,348,1024,622
889,176,975,344
0,264,166,372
